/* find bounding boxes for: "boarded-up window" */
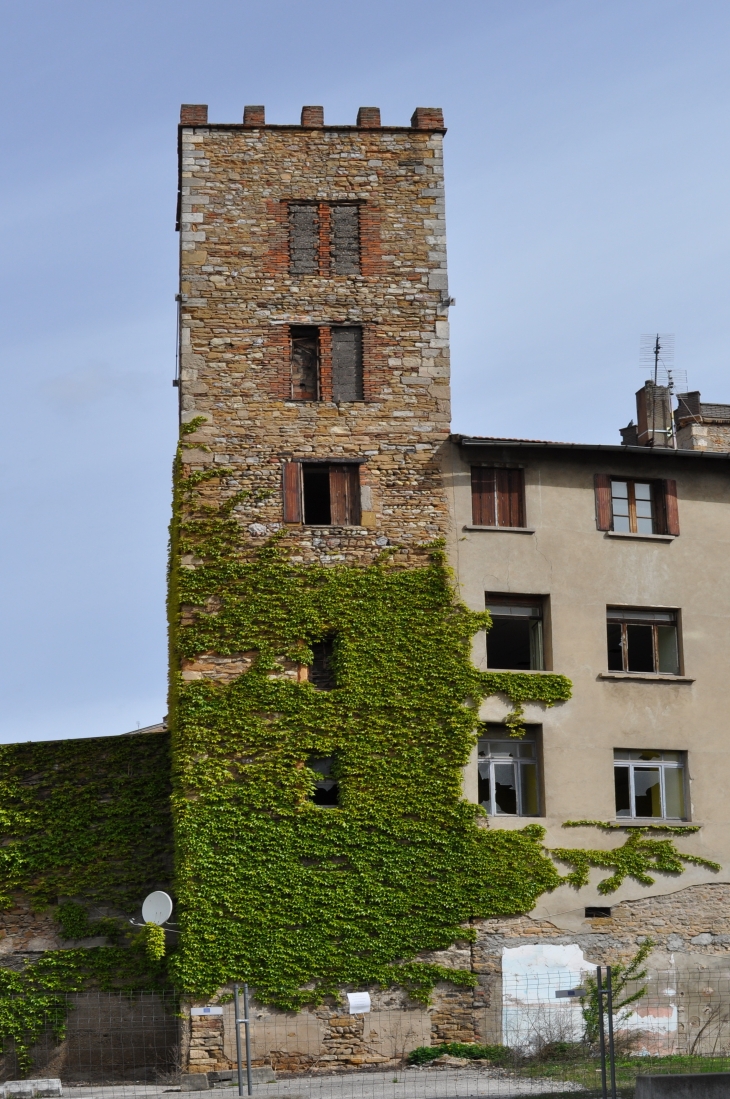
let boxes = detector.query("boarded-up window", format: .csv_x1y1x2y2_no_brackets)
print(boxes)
302,463,361,526
289,205,319,274
471,467,525,527
290,326,319,400
332,327,363,402
331,205,360,274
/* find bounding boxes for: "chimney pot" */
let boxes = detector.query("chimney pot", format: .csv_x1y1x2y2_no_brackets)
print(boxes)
301,106,324,127
243,105,265,126
410,107,444,130
356,107,381,128
180,104,208,126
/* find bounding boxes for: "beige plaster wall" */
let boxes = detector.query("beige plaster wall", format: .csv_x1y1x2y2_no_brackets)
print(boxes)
445,441,730,924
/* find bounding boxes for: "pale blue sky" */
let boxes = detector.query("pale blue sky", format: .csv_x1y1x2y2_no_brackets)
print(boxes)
1,0,729,741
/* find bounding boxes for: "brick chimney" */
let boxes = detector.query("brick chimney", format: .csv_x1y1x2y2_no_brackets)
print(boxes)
635,381,674,447
180,104,208,125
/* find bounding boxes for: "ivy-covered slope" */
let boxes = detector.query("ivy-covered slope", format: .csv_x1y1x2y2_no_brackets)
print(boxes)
168,464,571,1006
0,733,172,911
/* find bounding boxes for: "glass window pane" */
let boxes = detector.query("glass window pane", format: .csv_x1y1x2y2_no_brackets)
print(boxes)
493,762,518,814
478,764,491,811
612,481,629,499
636,515,654,534
634,483,652,500
517,742,535,758
486,604,541,617
520,763,540,816
607,622,624,670
529,618,544,670
626,624,655,672
487,618,532,669
657,625,679,674
634,767,662,817
661,751,682,762
637,750,661,760
615,766,631,816
664,766,686,819
636,499,653,518
612,512,631,532
614,749,631,759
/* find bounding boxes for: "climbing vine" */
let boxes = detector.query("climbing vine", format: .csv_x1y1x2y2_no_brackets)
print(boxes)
0,734,173,911
553,821,720,895
167,460,575,1006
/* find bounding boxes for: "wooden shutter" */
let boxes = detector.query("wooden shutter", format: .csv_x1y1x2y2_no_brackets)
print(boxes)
594,473,612,530
664,479,680,536
282,462,302,523
329,464,361,526
496,468,525,527
471,467,496,526
651,480,668,535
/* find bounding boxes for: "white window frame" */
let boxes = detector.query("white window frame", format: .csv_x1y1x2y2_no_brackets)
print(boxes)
613,751,687,820
478,732,541,817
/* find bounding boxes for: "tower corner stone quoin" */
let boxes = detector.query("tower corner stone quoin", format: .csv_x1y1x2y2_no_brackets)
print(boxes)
176,103,453,567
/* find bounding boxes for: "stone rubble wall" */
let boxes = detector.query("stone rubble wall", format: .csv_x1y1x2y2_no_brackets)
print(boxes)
178,114,454,569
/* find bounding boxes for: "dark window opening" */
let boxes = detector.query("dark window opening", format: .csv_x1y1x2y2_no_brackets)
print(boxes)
471,467,525,527
606,608,680,674
585,907,611,918
291,326,319,400
310,638,336,689
308,756,339,807
331,205,360,274
302,463,361,526
478,728,540,817
289,205,319,275
486,596,544,670
332,327,363,402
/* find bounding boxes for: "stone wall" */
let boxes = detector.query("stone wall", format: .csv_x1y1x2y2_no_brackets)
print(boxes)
177,104,454,569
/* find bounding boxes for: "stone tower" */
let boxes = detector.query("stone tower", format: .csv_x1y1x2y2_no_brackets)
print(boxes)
175,102,453,561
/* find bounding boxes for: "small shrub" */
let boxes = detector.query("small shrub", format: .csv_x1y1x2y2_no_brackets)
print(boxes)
408,1042,511,1065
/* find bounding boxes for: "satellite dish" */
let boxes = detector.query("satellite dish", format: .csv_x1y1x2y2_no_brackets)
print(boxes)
141,891,173,925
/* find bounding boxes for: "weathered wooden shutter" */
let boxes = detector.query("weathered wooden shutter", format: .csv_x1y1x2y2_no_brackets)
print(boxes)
329,464,361,525
594,473,612,530
651,480,668,534
470,467,496,526
496,468,525,527
664,479,680,536
332,327,363,402
282,462,302,523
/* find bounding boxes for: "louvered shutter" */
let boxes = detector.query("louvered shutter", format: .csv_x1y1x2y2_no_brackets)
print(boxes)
594,473,612,531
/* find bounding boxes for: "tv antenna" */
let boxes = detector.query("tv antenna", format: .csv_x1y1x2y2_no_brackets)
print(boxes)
640,333,675,386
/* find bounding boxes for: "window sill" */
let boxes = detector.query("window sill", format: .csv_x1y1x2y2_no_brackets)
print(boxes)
611,819,692,826
463,525,536,534
605,531,675,543
486,668,556,675
598,671,694,683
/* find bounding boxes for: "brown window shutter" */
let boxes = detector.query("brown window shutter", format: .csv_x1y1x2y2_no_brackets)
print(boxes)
594,473,612,530
282,462,302,523
651,480,668,535
329,464,361,526
496,468,525,527
664,479,680,536
471,467,496,526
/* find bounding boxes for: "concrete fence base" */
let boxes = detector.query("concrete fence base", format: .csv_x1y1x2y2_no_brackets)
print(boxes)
635,1074,730,1098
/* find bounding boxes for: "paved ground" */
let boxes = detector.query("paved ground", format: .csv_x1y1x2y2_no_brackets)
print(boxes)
57,1069,587,1099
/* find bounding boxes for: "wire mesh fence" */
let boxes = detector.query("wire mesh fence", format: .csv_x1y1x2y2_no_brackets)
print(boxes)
3,972,730,1099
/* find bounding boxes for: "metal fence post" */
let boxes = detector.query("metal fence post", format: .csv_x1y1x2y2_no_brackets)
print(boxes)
596,966,608,1099
243,983,253,1097
233,983,244,1098
606,965,617,1099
